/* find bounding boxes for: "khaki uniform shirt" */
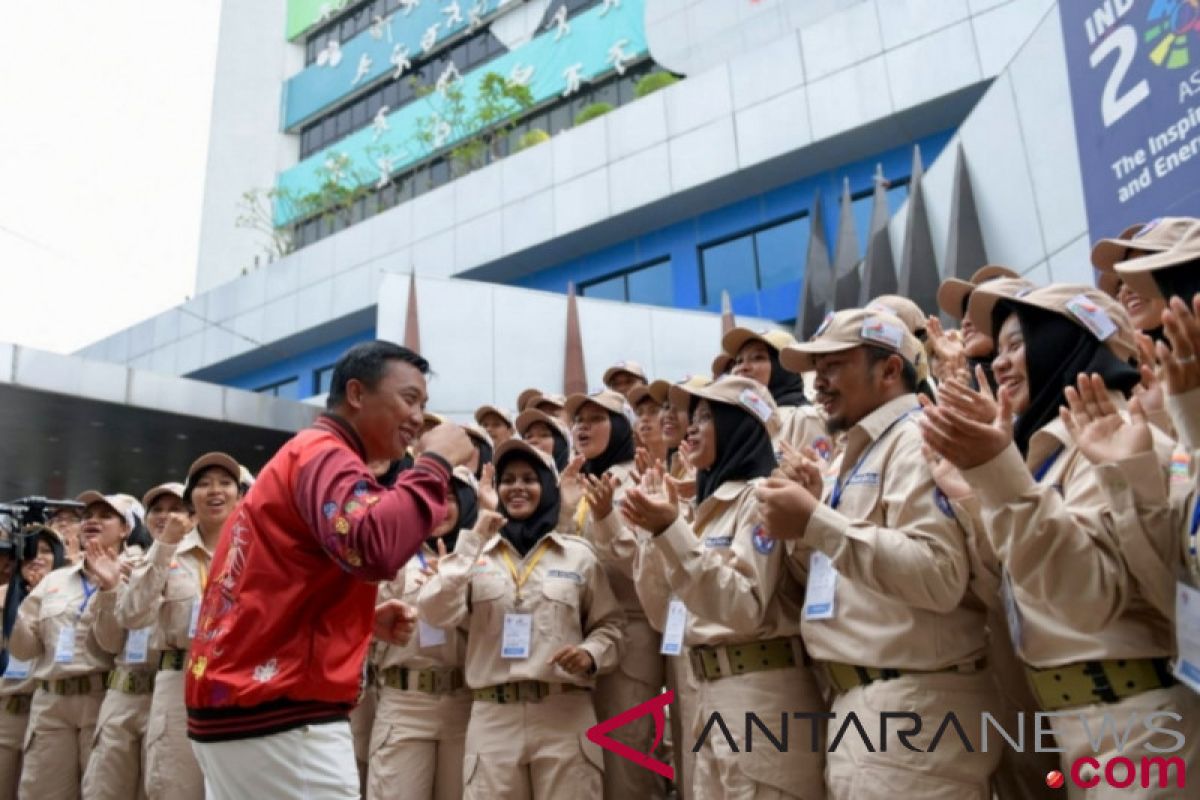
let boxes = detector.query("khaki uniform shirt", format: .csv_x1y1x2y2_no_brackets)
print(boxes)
91,545,156,671
9,562,115,680
961,403,1176,667
622,480,805,647
1167,387,1200,454
579,462,643,616
116,529,212,652
790,394,986,670
776,404,833,464
418,511,625,689
0,595,37,696
374,543,466,671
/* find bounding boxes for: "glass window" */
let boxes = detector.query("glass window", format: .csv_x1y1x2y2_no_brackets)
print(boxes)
851,192,875,255
755,217,808,291
581,274,626,301
351,100,367,128
701,236,757,305
548,104,571,135
313,365,336,395
626,260,673,306
468,35,489,67
256,378,299,399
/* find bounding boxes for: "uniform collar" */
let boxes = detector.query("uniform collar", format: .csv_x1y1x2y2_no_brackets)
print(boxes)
177,527,212,557
852,394,921,442
479,530,568,557
694,479,752,530
315,413,368,461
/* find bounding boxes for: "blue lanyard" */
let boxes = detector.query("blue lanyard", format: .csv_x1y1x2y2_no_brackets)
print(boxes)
1190,495,1200,538
78,575,98,617
1032,447,1064,483
830,408,920,510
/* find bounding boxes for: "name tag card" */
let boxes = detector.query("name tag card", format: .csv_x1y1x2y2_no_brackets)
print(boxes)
3,658,31,680
803,552,838,621
501,613,532,659
1001,572,1024,652
1174,582,1200,695
660,597,687,656
418,620,447,648
54,627,76,664
187,601,201,639
124,627,152,664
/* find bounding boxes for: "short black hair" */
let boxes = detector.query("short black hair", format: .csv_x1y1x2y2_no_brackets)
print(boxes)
326,341,430,410
864,345,918,393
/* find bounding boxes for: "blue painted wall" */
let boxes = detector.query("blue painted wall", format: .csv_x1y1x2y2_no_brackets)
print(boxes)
219,329,377,399
515,129,955,321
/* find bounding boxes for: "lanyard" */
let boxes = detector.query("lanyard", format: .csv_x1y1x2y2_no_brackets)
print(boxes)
78,575,98,618
1032,447,1064,483
194,554,210,593
1190,494,1200,539
499,539,553,601
829,408,920,510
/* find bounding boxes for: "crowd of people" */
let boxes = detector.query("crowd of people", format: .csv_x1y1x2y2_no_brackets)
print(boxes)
1,215,1199,799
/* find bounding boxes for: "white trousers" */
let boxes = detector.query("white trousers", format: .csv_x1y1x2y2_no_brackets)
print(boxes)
191,721,359,800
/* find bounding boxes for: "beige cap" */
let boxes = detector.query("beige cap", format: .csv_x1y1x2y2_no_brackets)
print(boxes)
626,384,662,409
516,388,544,412
492,437,558,476
450,465,479,492
1113,218,1200,299
563,389,627,420
937,265,1022,319
1091,217,1194,273
602,361,647,388
533,393,566,412
781,309,925,373
462,423,494,448
967,283,1137,360
141,482,185,511
864,295,927,336
711,352,733,378
646,379,672,406
667,376,781,438
474,405,514,429
421,412,446,432
76,491,142,531
720,327,797,359
515,408,569,440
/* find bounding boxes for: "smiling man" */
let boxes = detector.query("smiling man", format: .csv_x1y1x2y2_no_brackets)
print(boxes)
184,340,473,799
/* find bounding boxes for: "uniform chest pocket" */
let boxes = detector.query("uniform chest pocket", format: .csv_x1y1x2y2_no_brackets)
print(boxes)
469,576,509,606
540,578,581,607
39,598,71,622
536,578,582,638
163,571,197,603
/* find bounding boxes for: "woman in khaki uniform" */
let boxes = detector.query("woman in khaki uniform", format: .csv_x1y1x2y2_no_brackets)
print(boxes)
419,439,624,800
0,526,66,799
117,453,243,800
9,492,139,800
721,328,832,465
81,483,182,800
367,467,482,800
609,376,826,800
515,409,571,472
565,389,668,800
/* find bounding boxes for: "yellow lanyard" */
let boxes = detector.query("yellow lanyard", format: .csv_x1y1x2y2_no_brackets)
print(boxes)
499,539,553,602
573,497,590,530
194,554,210,593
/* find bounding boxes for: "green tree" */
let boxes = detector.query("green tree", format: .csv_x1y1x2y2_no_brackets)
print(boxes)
414,71,534,176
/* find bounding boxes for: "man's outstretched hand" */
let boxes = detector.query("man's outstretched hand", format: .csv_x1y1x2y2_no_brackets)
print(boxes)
374,599,418,646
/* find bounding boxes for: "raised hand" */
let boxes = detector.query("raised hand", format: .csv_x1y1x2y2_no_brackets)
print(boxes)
558,455,586,513
1158,295,1200,396
921,444,971,501
373,599,418,646
582,474,620,521
421,537,448,576
548,644,595,676
1059,373,1152,464
919,383,1015,470
1131,333,1165,416
620,468,679,535
926,316,967,382
775,440,824,497
478,463,498,512
160,511,191,546
84,539,123,591
754,476,818,540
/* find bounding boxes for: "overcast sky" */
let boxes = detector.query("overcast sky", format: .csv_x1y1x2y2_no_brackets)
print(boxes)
0,2,222,353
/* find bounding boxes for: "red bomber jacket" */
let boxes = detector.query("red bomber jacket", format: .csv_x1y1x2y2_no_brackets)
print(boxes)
185,413,449,742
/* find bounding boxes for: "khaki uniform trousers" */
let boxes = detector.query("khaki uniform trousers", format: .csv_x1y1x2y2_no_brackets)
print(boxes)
1050,683,1200,799
666,649,700,800
463,690,603,799
691,667,826,800
81,687,151,800
367,686,471,800
824,670,1001,800
593,615,668,800
350,681,377,790
18,684,103,800
143,670,202,800
0,701,30,800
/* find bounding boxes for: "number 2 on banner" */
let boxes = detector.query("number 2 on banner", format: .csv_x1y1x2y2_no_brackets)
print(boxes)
1090,25,1149,128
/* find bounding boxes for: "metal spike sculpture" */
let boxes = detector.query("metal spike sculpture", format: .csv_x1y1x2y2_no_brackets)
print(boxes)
832,178,861,310
897,145,940,314
943,143,989,283
858,164,899,305
795,190,834,339
563,283,587,396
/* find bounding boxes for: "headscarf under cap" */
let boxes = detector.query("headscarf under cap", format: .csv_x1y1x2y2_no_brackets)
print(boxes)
692,398,778,505
582,411,636,477
766,347,809,407
496,450,561,557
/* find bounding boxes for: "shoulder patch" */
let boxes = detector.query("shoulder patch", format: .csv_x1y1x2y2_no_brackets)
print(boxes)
751,524,777,555
812,436,833,462
322,501,338,519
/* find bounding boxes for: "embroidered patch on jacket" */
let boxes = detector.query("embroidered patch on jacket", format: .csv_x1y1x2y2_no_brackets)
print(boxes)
253,659,279,683
547,569,583,583
334,517,351,535
322,501,339,519
353,480,370,497
812,436,833,461
704,535,733,548
933,488,955,519
1171,452,1191,482
752,524,776,555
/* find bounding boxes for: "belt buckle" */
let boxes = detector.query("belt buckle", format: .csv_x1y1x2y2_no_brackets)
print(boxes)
417,670,435,694
495,683,512,704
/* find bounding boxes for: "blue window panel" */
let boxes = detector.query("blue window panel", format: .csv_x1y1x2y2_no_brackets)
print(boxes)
626,261,673,306
582,274,626,301
755,217,808,291
701,236,756,308
887,183,910,213
852,193,875,255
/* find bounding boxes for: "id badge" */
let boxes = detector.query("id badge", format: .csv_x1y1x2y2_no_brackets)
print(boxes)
123,627,152,664
187,600,201,639
501,613,532,659
54,627,76,664
1001,571,1024,652
1173,582,1200,694
418,620,447,648
660,597,687,656
803,552,837,621
3,658,31,680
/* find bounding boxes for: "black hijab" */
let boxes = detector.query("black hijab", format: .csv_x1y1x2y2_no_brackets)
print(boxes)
496,451,561,557
548,427,570,472
377,455,412,487
693,398,779,505
582,411,635,477
439,474,478,554
1000,302,1140,457
2,527,67,673
1150,258,1200,307
471,439,493,481
767,347,809,407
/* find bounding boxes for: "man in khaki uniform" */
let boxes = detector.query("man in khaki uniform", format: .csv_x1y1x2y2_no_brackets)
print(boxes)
419,440,625,799
756,309,999,799
603,361,649,398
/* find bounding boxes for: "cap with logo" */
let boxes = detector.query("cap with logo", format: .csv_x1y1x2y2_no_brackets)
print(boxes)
719,327,797,360
666,376,780,438
711,352,733,378
864,295,928,336
1092,217,1194,296
184,452,242,502
781,309,925,374
626,384,662,409
1114,218,1200,300
76,491,143,531
515,408,570,440
474,405,515,430
422,412,446,433
602,361,647,388
563,389,627,420
967,284,1137,360
492,437,559,477
142,482,186,511
936,265,1022,320
463,423,494,449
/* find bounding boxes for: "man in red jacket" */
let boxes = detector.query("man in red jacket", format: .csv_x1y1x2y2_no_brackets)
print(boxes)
185,341,472,799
